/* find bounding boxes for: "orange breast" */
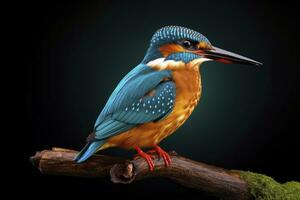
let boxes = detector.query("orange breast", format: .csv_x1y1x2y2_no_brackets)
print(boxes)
101,61,202,150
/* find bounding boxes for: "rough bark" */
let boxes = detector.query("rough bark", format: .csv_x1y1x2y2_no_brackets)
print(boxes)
30,147,252,200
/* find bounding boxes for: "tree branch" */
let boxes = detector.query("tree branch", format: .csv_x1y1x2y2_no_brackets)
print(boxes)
30,147,125,178
30,147,252,199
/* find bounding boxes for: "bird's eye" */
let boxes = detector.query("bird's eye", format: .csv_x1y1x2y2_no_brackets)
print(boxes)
182,40,191,48
180,40,198,50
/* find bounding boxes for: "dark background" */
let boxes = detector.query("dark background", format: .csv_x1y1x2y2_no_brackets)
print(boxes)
14,0,300,198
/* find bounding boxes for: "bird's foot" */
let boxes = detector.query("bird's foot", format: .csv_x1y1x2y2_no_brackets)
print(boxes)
147,145,171,167
133,146,154,171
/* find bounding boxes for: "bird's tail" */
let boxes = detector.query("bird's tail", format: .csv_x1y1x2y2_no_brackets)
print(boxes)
74,140,105,163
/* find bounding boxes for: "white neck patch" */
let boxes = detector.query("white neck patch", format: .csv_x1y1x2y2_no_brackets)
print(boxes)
146,57,211,70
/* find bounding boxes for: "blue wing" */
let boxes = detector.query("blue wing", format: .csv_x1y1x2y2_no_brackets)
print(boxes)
75,64,176,163
93,64,176,140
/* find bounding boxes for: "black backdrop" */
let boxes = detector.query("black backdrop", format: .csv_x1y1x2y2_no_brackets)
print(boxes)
13,0,300,198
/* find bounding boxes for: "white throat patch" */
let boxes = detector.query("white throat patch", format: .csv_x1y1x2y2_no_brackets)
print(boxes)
146,57,211,70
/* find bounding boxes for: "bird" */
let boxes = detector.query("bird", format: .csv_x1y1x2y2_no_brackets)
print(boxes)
74,25,262,171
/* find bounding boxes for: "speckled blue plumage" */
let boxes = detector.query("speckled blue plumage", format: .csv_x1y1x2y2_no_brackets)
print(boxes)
93,67,176,140
75,64,176,163
111,82,175,124
94,64,174,127
143,26,210,63
150,25,211,47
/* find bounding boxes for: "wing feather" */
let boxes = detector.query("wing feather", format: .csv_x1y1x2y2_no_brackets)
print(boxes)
92,64,176,141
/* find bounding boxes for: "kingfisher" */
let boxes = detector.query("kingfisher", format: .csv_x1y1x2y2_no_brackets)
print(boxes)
75,26,262,171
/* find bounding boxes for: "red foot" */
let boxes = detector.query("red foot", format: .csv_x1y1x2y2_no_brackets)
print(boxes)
133,146,154,171
147,145,171,167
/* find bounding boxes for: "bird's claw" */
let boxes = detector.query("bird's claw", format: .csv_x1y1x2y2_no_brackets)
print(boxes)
133,146,155,171
147,145,171,167
133,145,171,171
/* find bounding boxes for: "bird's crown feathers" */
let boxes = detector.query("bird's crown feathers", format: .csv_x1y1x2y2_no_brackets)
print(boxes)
150,26,211,47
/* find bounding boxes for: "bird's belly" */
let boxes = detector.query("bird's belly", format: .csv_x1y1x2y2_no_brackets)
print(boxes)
102,66,202,150
103,99,199,149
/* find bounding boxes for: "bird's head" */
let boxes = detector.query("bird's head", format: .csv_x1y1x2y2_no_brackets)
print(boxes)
142,26,262,69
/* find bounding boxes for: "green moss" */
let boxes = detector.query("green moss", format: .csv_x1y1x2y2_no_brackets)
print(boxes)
237,171,300,200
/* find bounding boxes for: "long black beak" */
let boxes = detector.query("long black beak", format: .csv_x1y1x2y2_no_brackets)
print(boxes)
203,46,263,66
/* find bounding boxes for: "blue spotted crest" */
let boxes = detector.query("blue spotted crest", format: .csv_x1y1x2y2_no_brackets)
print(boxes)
150,25,211,47
143,26,211,63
